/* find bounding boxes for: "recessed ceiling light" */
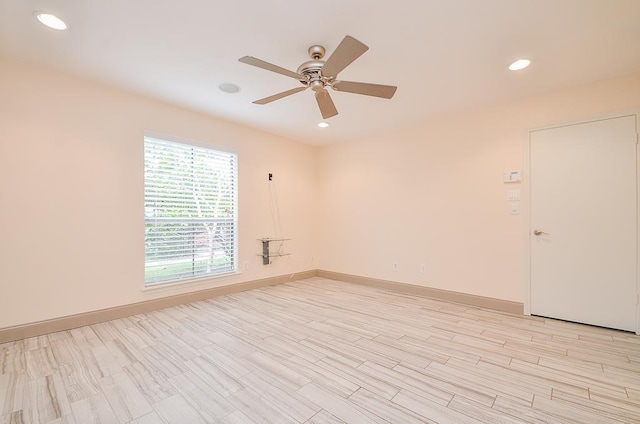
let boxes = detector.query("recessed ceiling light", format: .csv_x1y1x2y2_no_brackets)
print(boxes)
509,59,531,71
317,122,330,128
35,12,68,30
219,83,240,93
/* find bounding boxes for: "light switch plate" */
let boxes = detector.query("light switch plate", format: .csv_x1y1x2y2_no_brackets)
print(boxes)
507,189,520,201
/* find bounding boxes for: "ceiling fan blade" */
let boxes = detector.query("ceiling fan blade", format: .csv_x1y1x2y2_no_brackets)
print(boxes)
332,81,397,99
253,87,307,105
321,36,369,79
315,89,338,119
239,56,306,81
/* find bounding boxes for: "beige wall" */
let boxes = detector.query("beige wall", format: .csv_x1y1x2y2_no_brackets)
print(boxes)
318,73,640,302
0,59,319,329
2,56,639,329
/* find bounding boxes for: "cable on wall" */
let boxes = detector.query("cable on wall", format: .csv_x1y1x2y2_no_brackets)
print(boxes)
268,173,285,255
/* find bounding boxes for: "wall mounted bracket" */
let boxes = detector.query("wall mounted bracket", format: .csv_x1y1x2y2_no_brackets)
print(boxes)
258,238,291,265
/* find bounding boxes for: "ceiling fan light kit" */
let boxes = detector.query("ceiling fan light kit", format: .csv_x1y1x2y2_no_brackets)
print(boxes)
239,35,397,120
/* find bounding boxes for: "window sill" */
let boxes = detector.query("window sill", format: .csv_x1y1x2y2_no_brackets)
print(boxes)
142,271,241,293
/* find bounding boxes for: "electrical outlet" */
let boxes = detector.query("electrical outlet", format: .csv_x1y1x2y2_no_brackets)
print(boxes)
393,262,399,271
243,261,249,271
419,264,426,274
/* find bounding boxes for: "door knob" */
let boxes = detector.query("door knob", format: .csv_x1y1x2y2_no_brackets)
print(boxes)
533,229,549,236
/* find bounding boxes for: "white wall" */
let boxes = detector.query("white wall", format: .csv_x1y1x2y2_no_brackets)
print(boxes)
317,73,640,302
0,59,319,328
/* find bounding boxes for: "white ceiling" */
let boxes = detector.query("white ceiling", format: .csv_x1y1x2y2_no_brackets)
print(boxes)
1,1,640,145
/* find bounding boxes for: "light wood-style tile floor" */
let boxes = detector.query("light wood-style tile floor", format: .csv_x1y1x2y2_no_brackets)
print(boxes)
2,277,640,423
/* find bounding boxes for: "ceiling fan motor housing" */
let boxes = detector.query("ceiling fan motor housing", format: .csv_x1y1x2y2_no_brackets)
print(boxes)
296,60,325,77
297,45,334,90
297,60,329,90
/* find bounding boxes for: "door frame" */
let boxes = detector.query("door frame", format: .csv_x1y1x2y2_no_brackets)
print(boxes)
523,111,640,335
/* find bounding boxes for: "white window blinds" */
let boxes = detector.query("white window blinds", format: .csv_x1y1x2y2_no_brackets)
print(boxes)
144,136,237,285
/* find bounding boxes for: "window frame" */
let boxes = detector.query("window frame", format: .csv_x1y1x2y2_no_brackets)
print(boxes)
143,133,238,288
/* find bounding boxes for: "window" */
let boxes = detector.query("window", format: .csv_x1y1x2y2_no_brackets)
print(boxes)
144,136,237,285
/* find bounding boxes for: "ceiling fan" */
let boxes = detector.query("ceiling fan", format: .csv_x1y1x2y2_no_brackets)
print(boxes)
238,35,397,119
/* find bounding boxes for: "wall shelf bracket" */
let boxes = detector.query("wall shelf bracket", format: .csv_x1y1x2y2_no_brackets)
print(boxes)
258,238,291,265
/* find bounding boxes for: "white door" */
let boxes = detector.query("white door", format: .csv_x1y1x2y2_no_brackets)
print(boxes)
530,115,638,332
